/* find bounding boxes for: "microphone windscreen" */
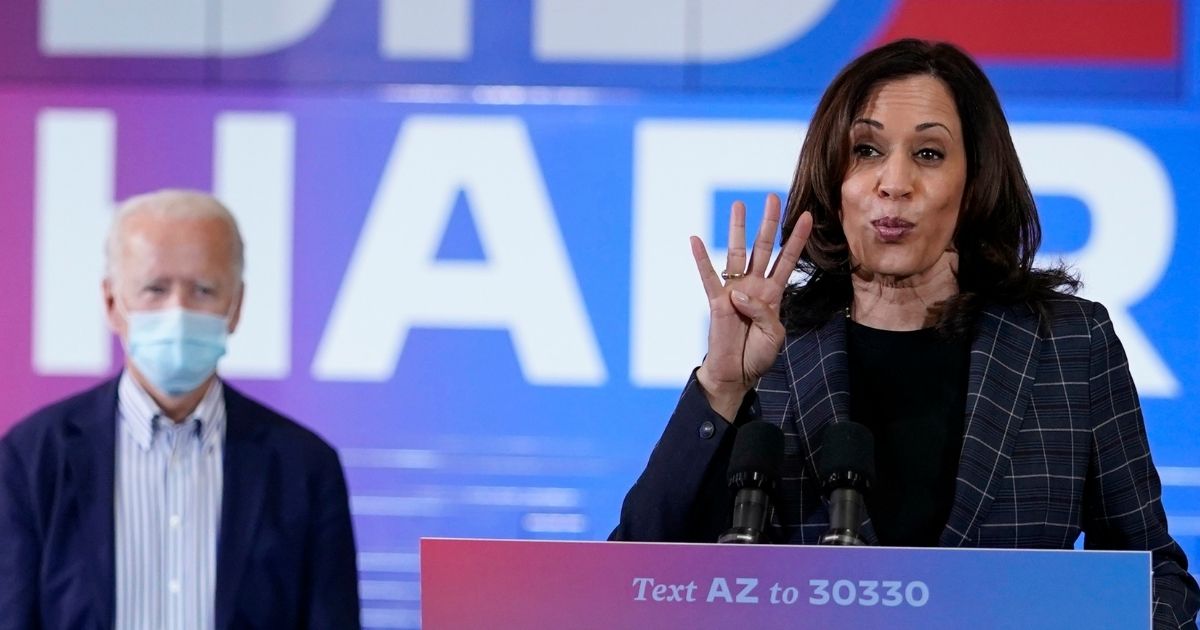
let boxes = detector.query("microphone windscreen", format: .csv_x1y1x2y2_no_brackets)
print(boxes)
727,421,785,482
816,421,875,486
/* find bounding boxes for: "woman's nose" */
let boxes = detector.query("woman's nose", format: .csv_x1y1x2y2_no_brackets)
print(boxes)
877,154,914,199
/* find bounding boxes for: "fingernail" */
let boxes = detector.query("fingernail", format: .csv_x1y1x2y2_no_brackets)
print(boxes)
732,290,749,304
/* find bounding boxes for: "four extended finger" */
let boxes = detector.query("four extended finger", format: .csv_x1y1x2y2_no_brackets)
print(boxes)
724,201,748,278
690,236,724,300
769,210,813,288
747,193,781,276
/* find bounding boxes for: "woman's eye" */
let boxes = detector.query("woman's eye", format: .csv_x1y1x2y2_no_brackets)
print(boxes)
916,148,944,161
143,286,165,295
853,144,881,158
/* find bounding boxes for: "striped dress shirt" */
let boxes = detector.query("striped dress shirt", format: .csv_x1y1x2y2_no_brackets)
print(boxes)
114,373,225,630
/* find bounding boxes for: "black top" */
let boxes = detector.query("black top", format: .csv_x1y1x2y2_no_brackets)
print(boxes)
846,319,970,546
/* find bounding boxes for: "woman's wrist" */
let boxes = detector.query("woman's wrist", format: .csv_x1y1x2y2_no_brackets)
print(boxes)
696,365,750,423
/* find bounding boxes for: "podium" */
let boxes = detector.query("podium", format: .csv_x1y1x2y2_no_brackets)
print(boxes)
420,538,1150,629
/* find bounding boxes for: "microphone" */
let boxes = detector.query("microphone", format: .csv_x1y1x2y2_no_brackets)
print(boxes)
718,422,784,544
817,421,875,546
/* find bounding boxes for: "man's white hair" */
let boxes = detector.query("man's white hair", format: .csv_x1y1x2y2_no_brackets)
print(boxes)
104,189,245,282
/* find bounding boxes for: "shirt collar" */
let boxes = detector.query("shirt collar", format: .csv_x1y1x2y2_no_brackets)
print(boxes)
117,372,227,452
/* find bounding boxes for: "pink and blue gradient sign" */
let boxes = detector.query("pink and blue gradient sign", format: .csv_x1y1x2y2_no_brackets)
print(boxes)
3,84,1200,626
0,0,1183,97
2,3,1200,626
420,538,1151,629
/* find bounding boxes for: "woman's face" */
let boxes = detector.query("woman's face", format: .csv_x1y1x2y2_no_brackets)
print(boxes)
840,74,966,284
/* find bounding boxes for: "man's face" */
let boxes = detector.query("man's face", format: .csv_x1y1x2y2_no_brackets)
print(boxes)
103,210,243,343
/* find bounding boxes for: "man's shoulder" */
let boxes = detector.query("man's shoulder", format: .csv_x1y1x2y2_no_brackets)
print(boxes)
2,377,118,448
223,384,339,462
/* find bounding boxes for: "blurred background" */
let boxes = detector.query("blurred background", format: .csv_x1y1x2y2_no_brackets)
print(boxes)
1,1,1197,627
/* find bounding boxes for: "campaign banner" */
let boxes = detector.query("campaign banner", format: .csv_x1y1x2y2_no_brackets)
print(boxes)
0,0,1183,98
2,86,1199,626
420,538,1151,629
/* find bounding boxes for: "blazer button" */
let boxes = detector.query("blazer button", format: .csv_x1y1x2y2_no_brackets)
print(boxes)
698,420,716,439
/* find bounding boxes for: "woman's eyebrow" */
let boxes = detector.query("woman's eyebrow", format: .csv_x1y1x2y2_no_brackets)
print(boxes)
916,121,953,137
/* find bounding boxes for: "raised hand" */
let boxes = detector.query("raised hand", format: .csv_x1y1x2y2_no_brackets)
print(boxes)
691,193,812,422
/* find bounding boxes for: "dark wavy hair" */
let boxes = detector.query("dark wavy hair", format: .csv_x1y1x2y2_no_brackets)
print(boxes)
780,39,1077,336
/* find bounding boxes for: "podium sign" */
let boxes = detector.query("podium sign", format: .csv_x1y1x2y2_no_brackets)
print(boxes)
420,538,1149,629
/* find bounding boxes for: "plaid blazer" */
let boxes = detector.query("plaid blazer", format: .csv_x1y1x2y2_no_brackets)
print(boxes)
613,296,1198,628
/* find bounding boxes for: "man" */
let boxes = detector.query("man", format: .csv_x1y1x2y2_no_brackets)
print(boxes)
0,190,360,629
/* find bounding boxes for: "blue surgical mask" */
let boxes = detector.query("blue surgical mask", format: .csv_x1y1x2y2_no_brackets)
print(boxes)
124,306,231,396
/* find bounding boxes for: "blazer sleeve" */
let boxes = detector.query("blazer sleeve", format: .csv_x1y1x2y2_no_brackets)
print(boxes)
1080,303,1200,629
609,372,758,543
0,433,39,630
305,447,361,629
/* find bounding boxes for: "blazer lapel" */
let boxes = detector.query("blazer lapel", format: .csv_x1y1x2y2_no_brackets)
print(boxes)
782,315,879,545
62,377,120,625
940,304,1042,547
214,384,270,630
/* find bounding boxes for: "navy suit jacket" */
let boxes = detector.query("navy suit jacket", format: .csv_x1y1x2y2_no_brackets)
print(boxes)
0,376,361,629
613,296,1199,628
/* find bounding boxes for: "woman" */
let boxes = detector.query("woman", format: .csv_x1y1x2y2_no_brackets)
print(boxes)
611,39,1199,627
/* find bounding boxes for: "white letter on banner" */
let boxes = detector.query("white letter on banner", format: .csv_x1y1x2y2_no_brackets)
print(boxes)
380,0,473,60
533,0,836,62
631,120,805,388
1014,124,1179,397
40,0,333,57
706,578,733,603
213,112,295,378
312,116,605,385
34,109,115,375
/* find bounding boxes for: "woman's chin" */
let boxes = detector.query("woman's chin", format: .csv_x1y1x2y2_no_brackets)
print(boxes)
854,262,951,287
854,249,957,282
856,259,921,280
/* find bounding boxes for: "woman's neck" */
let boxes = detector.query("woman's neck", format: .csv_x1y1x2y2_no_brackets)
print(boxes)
850,252,959,331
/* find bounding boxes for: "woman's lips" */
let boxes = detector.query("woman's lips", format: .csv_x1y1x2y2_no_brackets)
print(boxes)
871,217,914,242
